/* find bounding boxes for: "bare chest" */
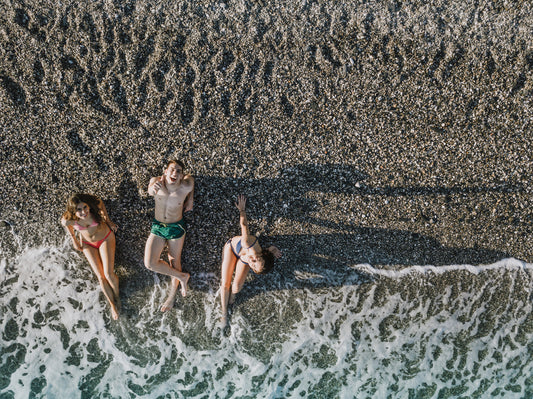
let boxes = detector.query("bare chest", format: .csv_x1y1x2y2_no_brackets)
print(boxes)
154,190,186,221
155,190,184,205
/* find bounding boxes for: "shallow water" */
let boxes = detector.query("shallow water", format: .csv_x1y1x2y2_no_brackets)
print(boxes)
1,0,532,397
1,228,532,398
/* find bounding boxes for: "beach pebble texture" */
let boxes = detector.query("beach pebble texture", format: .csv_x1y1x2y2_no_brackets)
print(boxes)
0,0,532,284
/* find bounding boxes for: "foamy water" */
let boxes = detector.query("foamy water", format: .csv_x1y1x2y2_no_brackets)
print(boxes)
1,230,532,398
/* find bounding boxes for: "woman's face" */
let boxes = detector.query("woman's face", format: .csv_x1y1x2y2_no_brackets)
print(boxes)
247,253,265,273
75,202,90,219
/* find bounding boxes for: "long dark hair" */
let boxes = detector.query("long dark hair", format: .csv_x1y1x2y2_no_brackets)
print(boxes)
63,193,102,223
257,248,275,275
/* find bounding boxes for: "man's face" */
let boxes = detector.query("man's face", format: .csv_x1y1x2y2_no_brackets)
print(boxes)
165,163,183,185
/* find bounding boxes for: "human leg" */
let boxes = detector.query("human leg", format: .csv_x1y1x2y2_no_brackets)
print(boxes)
83,245,119,320
160,235,187,312
229,260,251,305
99,231,119,304
144,233,190,285
220,242,237,323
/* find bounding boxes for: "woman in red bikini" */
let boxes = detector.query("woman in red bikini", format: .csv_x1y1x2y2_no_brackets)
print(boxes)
61,193,120,320
220,195,282,326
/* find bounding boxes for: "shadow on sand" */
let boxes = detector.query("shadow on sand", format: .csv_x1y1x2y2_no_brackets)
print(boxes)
107,164,516,308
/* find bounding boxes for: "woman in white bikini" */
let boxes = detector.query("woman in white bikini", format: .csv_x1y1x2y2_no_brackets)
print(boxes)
220,195,282,326
61,193,120,320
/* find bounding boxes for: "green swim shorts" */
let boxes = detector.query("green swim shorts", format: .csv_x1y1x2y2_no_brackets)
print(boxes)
151,219,186,240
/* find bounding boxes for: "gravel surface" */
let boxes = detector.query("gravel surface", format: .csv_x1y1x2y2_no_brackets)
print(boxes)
1,0,532,288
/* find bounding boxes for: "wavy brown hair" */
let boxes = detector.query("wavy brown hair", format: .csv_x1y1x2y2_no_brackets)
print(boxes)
63,193,103,223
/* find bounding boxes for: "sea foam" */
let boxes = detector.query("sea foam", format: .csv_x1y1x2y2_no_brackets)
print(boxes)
1,240,532,398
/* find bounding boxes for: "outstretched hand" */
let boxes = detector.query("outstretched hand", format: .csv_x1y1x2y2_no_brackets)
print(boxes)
235,194,247,212
268,245,283,259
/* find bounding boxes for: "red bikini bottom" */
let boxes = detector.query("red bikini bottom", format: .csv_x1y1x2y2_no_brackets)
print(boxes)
83,229,112,249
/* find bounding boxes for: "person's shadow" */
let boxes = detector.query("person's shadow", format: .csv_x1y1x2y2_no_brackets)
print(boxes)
187,164,515,297
191,163,526,234
102,171,156,301
106,164,517,311
229,227,510,304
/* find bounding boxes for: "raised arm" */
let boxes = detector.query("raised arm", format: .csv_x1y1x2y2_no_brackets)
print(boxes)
147,175,165,196
235,194,251,239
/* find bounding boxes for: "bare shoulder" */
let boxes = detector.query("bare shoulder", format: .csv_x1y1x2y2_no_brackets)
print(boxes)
149,176,159,184
183,174,194,188
243,234,257,247
61,216,73,227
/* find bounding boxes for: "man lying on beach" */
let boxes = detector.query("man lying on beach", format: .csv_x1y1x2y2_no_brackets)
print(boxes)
144,159,194,312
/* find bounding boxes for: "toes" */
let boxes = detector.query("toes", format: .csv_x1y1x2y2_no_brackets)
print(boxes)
160,303,173,312
160,298,176,312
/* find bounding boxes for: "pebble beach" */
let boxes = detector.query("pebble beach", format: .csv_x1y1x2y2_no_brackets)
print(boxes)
1,1,531,269
1,1,533,397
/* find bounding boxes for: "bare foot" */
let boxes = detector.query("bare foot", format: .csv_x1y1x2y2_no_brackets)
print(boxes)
160,293,177,312
110,305,119,320
180,273,190,297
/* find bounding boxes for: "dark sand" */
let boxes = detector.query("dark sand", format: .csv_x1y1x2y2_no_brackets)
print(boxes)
1,0,532,287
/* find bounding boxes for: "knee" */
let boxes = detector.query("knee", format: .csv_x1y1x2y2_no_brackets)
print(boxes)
221,279,232,290
144,257,155,271
170,259,181,270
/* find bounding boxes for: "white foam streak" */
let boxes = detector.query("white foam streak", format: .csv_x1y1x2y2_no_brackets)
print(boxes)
354,257,530,277
1,243,533,398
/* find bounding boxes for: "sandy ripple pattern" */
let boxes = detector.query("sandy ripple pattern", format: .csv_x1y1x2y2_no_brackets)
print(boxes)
0,1,531,262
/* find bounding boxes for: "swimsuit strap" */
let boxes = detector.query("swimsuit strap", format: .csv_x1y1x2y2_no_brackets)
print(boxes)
229,237,257,264
243,237,258,250
74,219,99,231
